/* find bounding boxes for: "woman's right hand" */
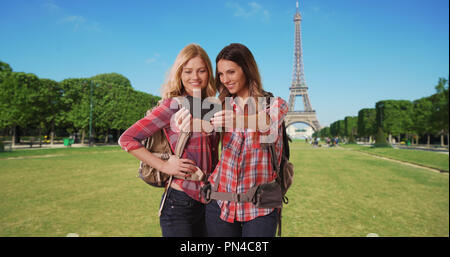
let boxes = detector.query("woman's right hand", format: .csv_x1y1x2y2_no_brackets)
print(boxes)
160,155,197,178
172,107,191,132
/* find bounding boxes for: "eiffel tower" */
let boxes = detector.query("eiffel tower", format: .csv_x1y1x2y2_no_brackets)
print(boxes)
285,1,321,132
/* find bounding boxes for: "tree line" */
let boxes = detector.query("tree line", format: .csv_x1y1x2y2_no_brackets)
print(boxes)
0,60,160,146
314,77,449,146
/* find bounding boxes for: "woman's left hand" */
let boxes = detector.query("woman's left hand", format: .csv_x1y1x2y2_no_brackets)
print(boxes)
210,110,235,130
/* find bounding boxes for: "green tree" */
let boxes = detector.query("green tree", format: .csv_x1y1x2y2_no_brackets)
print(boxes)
344,116,358,143
34,78,62,145
337,120,345,139
89,72,160,143
90,73,132,88
127,89,160,125
59,78,92,142
95,81,133,143
430,77,449,146
318,126,331,139
0,61,13,73
59,77,160,144
376,100,413,143
330,120,346,141
0,72,41,146
0,60,13,147
374,127,391,147
0,64,161,146
330,121,337,137
412,97,434,146
357,108,376,143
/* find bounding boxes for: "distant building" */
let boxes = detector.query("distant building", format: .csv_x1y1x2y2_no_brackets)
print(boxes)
286,125,314,139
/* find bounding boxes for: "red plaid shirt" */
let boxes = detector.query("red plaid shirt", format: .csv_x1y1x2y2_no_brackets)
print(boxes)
118,98,219,202
208,96,288,223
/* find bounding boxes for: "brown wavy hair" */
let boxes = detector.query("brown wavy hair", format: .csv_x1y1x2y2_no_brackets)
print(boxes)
215,43,265,103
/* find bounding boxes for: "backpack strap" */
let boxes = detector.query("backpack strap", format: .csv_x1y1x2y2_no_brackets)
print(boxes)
175,132,190,157
171,131,204,181
263,91,281,176
263,91,285,237
277,208,282,237
206,136,259,203
206,91,279,204
157,98,196,217
158,130,191,217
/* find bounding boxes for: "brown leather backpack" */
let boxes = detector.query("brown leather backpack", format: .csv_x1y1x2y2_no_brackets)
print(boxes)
138,129,204,184
137,128,172,187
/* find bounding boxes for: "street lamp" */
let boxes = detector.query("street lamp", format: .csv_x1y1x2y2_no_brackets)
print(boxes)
378,103,384,129
89,81,94,146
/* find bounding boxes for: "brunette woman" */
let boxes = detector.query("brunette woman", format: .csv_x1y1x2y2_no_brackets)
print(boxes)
207,43,288,237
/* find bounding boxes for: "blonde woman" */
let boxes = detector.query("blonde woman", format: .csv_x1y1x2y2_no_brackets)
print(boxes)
118,44,218,237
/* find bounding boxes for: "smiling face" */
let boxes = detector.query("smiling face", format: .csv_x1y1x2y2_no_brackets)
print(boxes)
181,56,209,97
217,59,249,98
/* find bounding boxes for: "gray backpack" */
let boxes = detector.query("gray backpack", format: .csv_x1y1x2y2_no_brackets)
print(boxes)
200,92,294,236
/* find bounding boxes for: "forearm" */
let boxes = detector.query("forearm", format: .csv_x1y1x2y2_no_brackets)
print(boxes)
212,97,288,133
211,110,271,132
240,97,288,132
129,146,198,177
129,147,165,171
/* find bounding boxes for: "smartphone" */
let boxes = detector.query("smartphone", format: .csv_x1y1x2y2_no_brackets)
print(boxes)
179,95,222,121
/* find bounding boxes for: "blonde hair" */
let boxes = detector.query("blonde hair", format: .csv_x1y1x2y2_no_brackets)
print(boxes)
161,44,216,100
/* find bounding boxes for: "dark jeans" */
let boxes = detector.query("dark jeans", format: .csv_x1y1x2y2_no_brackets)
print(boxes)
159,187,207,237
205,200,279,237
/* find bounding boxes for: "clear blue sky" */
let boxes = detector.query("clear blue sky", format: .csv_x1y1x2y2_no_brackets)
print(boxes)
1,0,448,127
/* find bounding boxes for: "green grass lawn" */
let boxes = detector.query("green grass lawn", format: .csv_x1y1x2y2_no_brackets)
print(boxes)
340,144,449,172
0,143,448,237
